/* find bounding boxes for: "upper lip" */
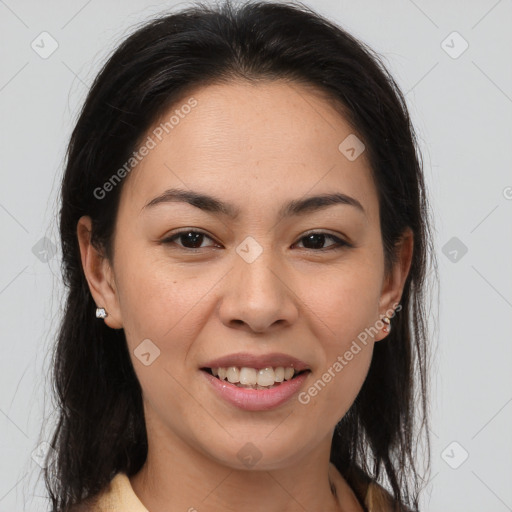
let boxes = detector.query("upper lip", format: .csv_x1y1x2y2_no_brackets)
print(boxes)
201,352,310,372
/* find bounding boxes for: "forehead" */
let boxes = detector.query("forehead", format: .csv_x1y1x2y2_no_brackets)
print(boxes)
119,80,378,223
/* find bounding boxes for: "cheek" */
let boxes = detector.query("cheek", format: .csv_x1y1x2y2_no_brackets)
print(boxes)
295,329,374,436
115,256,213,422
299,260,383,347
299,315,375,428
295,260,381,413
113,246,204,349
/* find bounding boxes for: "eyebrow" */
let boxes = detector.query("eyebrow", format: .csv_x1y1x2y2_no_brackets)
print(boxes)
142,188,366,219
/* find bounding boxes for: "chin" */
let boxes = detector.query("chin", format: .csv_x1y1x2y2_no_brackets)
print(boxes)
196,432,313,471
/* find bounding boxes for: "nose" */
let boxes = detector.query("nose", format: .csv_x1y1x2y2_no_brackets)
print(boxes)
218,246,299,334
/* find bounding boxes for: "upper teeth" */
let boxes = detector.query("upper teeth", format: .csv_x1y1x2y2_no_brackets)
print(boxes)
212,366,297,386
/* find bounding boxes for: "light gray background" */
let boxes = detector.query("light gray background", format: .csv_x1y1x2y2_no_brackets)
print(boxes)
1,0,511,511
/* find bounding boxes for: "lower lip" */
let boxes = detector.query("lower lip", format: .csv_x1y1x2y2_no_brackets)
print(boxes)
201,370,310,411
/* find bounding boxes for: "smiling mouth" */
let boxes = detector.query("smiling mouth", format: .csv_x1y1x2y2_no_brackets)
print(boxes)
201,366,310,390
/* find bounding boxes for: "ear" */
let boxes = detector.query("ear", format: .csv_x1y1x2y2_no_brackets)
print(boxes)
375,227,414,341
76,215,123,329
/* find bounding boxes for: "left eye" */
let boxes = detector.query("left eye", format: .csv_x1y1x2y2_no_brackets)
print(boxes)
294,232,348,251
161,230,349,251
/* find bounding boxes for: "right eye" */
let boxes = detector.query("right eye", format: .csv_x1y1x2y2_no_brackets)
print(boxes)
161,229,220,250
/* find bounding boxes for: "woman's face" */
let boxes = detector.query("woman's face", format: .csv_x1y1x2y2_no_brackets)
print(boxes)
79,80,411,470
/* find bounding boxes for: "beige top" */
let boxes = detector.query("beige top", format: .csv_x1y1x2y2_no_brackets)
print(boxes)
83,462,405,512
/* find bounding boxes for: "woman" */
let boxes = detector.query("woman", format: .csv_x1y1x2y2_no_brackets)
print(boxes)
44,1,436,510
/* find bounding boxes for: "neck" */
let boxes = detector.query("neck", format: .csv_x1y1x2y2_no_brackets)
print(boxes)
130,432,343,512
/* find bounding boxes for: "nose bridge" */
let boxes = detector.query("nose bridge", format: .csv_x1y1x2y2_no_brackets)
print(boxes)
235,235,283,300
219,235,298,331
238,242,278,291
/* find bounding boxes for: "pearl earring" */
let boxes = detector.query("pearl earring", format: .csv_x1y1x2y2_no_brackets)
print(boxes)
382,316,391,333
96,307,108,319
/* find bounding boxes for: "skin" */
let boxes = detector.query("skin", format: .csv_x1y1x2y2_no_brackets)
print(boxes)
77,80,413,512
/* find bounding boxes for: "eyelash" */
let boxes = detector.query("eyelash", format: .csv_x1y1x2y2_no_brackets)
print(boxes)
161,229,351,252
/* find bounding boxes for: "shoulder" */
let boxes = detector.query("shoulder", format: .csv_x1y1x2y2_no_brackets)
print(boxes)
365,480,413,512
69,472,148,512
341,464,415,512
